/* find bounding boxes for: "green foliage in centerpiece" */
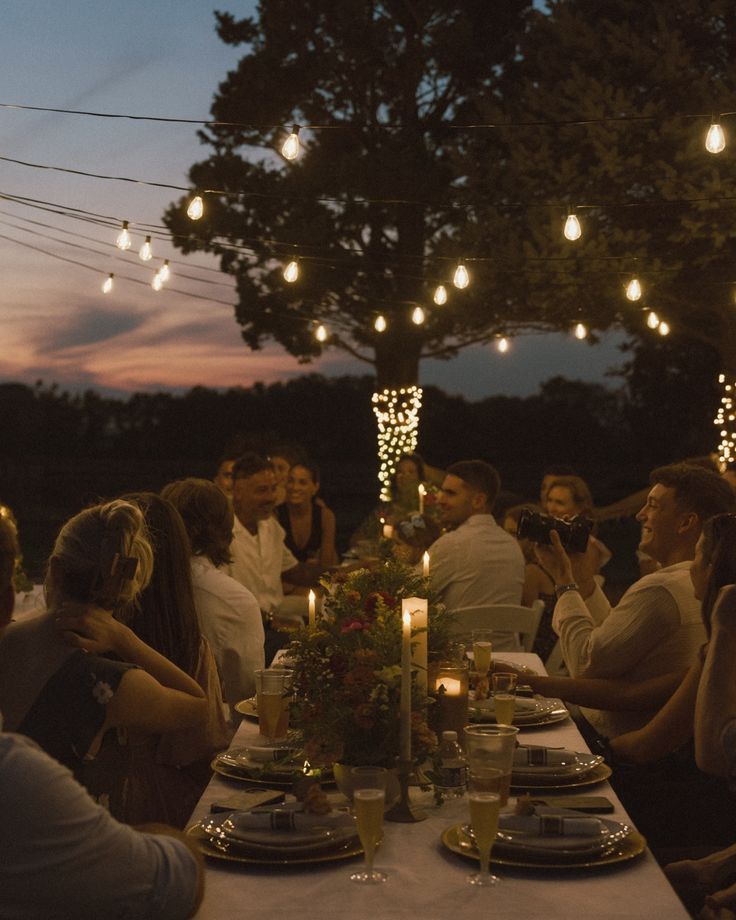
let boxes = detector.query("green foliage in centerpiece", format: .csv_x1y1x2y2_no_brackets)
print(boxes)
288,559,456,768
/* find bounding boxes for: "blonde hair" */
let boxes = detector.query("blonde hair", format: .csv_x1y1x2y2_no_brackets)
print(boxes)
50,499,153,608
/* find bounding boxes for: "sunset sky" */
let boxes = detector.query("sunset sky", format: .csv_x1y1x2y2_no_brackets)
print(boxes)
0,1,626,400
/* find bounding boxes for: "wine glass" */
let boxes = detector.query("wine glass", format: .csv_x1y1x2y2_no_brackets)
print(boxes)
349,766,388,884
467,786,501,886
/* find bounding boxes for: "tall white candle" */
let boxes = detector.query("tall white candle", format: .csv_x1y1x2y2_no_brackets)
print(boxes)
418,483,426,513
422,551,430,578
400,607,412,762
404,596,428,697
308,590,316,629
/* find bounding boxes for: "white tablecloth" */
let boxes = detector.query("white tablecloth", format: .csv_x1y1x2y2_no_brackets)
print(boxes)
189,653,688,919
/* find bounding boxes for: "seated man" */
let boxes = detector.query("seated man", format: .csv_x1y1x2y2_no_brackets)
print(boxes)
548,461,736,740
0,516,204,919
430,460,525,623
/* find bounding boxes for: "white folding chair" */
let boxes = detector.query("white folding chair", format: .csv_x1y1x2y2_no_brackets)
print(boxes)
448,599,545,653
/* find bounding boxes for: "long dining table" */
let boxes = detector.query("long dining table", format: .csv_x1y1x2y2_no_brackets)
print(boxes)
188,652,689,919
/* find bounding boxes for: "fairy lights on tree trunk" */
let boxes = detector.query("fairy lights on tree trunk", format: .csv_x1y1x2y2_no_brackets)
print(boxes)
715,374,736,468
371,386,423,501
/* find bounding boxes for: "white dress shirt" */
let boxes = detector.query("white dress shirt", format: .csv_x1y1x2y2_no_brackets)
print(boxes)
226,515,298,613
553,561,705,738
190,556,265,714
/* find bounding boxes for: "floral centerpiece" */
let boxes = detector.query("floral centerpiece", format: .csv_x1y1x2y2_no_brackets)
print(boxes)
288,559,456,768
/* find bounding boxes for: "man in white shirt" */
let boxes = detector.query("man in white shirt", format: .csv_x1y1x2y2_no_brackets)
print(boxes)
0,515,204,920
548,462,736,739
429,460,525,614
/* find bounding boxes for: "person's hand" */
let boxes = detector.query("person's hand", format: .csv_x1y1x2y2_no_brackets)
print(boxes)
702,879,736,920
54,602,130,655
533,529,574,585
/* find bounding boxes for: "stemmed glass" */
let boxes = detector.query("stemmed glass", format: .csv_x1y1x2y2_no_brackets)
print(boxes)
349,766,388,884
472,629,493,676
467,782,501,886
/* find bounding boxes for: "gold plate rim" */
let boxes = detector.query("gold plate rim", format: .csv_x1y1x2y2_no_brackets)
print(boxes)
441,823,646,871
186,823,364,866
510,761,612,792
211,756,334,789
234,697,258,720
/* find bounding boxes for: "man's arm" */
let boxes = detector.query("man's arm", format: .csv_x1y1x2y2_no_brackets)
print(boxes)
427,534,456,598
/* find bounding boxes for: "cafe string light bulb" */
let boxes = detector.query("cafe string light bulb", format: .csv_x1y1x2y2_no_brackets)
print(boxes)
433,284,448,305
281,125,301,161
372,386,423,501
646,310,660,329
564,213,582,241
715,374,736,468
315,323,328,342
496,336,510,353
187,195,204,220
573,322,588,340
374,314,387,332
151,272,163,291
658,320,670,336
139,235,153,262
412,306,425,325
102,273,114,294
115,220,131,251
706,121,726,154
453,262,469,289
283,259,299,283
159,260,171,283
626,277,642,301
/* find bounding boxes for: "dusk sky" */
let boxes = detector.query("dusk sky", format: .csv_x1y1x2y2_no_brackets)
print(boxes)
0,1,628,400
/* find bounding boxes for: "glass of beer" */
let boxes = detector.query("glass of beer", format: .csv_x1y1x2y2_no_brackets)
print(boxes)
463,724,519,806
254,668,292,743
472,629,493,676
491,672,517,726
467,778,501,886
349,766,388,884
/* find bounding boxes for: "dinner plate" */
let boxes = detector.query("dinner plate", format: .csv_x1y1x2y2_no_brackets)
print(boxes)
442,823,646,871
510,761,612,792
187,822,364,866
512,751,604,778
468,696,569,728
467,811,631,858
234,697,259,720
212,749,334,788
200,810,358,855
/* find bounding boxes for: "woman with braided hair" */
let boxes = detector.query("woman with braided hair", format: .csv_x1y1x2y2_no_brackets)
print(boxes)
0,499,208,791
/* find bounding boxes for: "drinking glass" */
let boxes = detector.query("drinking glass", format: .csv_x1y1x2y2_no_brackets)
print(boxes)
463,724,519,806
472,629,493,675
349,766,388,884
491,672,517,726
254,668,292,743
466,777,501,887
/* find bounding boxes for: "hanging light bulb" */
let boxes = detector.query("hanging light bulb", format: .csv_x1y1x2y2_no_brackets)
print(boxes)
102,273,114,294
646,310,660,329
159,260,171,283
151,272,163,291
281,125,301,161
315,323,327,342
283,259,299,283
433,284,448,305
626,277,642,301
412,306,425,325
139,235,153,262
374,314,387,332
706,121,726,154
496,336,510,353
116,220,131,251
658,321,670,336
453,262,469,289
187,195,204,220
574,322,588,340
564,213,582,241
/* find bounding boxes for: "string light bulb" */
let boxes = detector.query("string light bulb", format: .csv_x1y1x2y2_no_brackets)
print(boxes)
159,260,171,283
283,259,299,283
139,235,153,262
433,284,448,305
102,273,114,294
574,322,588,340
564,212,582,241
646,310,660,329
374,314,387,332
281,125,301,161
315,323,327,342
116,220,131,251
187,195,204,220
453,262,469,289
626,277,642,301
412,306,425,325
496,336,510,353
151,272,163,291
658,321,670,336
706,121,726,154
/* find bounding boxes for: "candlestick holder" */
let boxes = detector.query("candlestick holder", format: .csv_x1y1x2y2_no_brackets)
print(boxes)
384,758,427,823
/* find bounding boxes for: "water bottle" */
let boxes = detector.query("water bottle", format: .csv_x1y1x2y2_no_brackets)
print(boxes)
435,730,468,799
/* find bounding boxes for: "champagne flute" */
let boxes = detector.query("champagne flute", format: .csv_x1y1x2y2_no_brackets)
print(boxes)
472,629,493,676
467,787,501,886
255,668,292,743
491,672,517,726
349,766,388,884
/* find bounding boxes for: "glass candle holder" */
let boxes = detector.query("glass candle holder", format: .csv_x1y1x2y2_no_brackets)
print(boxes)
434,662,469,739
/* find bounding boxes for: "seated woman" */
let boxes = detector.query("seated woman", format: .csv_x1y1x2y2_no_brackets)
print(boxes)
277,461,338,569
0,500,208,789
392,513,442,567
544,474,611,574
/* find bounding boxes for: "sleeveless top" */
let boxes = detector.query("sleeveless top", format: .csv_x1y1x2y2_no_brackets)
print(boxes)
277,500,323,562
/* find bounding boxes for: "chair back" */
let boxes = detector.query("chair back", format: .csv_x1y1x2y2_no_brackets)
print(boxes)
448,599,544,652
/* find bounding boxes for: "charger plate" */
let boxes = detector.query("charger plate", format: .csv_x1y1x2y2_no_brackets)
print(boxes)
234,697,259,720
442,823,646,871
212,749,334,789
468,697,570,728
510,761,612,793
187,822,364,866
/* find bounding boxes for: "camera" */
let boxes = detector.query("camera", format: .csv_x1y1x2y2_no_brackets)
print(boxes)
516,508,593,554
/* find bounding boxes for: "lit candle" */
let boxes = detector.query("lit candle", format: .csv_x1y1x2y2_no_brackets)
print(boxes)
436,677,462,696
422,551,430,578
383,523,394,539
308,590,316,629
400,607,412,762
404,596,428,697
418,483,426,513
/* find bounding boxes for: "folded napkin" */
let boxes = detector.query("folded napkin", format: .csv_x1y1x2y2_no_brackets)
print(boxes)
499,812,605,838
226,807,354,834
245,744,301,763
513,746,577,768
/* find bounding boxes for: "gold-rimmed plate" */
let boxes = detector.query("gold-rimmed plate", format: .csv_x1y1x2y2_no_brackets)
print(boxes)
234,697,258,720
441,823,646,871
468,697,570,729
187,822,364,866
510,761,612,793
212,750,334,789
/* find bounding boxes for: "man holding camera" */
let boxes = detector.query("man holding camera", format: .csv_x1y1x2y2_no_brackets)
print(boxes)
540,462,736,741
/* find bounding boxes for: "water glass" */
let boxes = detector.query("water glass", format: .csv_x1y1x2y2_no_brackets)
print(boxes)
463,724,519,806
254,668,292,743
